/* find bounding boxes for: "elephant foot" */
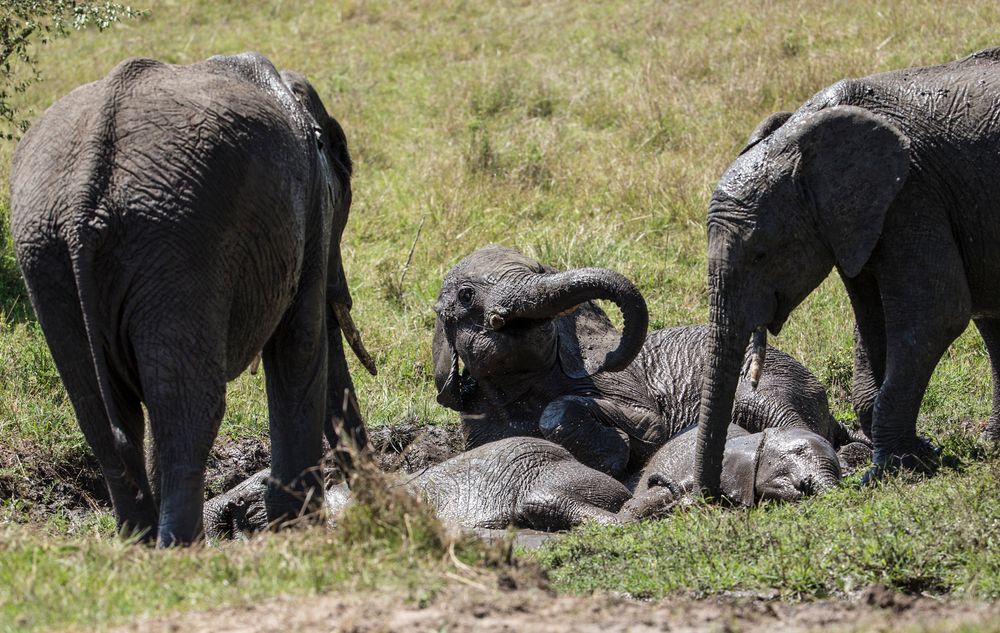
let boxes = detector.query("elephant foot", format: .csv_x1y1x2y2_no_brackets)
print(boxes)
860,437,941,486
979,417,1000,446
837,441,873,477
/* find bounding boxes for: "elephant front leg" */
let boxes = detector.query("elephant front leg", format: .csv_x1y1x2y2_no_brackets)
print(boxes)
841,269,886,439
861,278,969,482
262,283,328,526
974,318,1000,444
538,396,657,479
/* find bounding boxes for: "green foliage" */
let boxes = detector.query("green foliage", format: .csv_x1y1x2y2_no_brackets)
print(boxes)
0,0,141,138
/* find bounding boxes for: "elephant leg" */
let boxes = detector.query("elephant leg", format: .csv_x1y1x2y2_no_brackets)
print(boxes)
325,316,367,471
863,263,969,481
538,396,633,478
841,269,886,439
133,323,226,547
262,280,327,526
974,318,1000,443
19,245,156,540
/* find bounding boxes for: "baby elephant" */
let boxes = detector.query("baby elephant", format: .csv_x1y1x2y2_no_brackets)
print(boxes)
622,425,842,518
434,245,863,479
204,436,631,538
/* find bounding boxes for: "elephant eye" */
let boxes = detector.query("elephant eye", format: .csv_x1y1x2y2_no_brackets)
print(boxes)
752,251,767,264
457,287,475,307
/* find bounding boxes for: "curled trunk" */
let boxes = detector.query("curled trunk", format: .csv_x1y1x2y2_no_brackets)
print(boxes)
486,267,649,373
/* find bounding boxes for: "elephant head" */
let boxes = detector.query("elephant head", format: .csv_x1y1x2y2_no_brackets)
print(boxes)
722,428,841,505
694,105,910,494
281,71,376,451
432,245,648,412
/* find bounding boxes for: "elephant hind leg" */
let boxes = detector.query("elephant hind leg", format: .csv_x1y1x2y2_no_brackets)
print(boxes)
974,318,1000,443
132,316,227,547
19,244,156,540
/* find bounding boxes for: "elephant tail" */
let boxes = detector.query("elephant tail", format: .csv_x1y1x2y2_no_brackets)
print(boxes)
66,63,148,472
70,232,145,466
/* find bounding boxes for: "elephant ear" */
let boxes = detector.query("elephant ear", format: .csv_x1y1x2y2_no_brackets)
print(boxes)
792,105,910,278
432,316,474,410
555,301,622,379
739,111,793,155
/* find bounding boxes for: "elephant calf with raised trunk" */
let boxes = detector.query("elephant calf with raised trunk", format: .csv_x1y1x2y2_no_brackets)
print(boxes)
432,246,861,480
10,53,375,546
694,47,1000,493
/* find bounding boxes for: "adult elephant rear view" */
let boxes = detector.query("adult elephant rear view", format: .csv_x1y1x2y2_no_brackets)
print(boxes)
695,47,1000,493
10,52,375,546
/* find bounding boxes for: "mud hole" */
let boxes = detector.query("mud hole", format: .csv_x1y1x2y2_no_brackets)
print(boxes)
110,581,999,633
0,423,466,525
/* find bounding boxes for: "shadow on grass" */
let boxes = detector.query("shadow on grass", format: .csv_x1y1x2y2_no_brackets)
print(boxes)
0,205,34,324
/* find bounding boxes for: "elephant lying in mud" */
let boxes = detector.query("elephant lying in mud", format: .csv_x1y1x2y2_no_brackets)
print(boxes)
622,425,842,518
694,47,1000,492
433,246,863,479
204,426,842,537
204,437,631,538
10,53,373,546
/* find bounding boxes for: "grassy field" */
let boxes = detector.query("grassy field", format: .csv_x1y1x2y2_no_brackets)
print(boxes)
2,1,1000,631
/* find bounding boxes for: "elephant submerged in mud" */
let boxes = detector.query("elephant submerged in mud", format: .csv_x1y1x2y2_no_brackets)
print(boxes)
693,47,1000,493
432,246,862,480
204,426,843,538
10,53,374,546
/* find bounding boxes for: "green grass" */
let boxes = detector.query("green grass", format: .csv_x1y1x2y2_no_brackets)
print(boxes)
2,0,1000,630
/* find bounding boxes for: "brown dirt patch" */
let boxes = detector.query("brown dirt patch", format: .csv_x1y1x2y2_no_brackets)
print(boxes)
1,423,464,525
108,582,1000,633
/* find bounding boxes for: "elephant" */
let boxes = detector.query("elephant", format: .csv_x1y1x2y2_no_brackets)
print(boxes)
205,426,841,538
693,46,1000,493
9,53,375,546
433,246,862,480
621,425,842,519
203,436,632,538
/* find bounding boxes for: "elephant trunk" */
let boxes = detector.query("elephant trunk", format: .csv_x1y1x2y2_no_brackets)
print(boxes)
485,267,649,373
694,307,754,497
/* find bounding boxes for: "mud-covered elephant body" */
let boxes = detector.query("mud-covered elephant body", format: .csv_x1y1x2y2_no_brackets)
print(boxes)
205,428,840,538
10,53,372,546
695,47,1000,492
622,425,842,518
433,247,858,480
204,437,631,538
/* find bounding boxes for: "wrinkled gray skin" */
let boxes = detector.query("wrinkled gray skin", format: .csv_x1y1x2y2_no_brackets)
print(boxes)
9,53,373,546
622,425,842,519
695,47,1000,494
433,246,859,480
203,437,632,538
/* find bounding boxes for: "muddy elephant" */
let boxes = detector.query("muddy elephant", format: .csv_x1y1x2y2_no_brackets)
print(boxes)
433,246,860,479
622,425,842,519
693,47,1000,493
203,436,632,538
205,428,842,537
10,53,375,546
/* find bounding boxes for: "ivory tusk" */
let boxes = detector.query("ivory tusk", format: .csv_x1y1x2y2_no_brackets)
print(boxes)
749,326,767,390
248,352,262,375
330,301,378,376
